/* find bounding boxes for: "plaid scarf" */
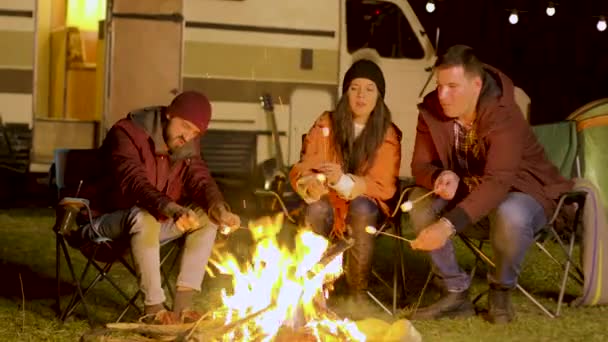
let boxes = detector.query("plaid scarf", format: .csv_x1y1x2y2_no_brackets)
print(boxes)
453,121,485,192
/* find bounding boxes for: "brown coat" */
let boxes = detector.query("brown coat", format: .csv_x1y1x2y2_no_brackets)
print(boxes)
87,106,226,220
290,112,402,235
411,66,573,231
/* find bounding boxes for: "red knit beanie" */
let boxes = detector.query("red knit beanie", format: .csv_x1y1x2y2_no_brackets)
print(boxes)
167,91,212,132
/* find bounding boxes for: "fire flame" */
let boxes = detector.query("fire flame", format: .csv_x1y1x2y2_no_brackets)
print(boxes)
208,214,366,341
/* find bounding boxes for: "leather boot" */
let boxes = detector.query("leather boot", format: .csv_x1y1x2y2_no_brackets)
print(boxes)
487,284,515,324
345,220,375,300
409,289,475,320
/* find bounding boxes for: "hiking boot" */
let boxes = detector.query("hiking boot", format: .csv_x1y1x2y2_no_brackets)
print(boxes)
487,285,515,324
139,309,178,325
409,289,475,320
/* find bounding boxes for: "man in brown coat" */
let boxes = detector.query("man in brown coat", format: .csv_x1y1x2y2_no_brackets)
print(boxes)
408,45,572,323
82,91,240,324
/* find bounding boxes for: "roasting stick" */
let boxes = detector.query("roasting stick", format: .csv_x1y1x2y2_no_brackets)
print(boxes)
400,190,437,212
365,226,414,243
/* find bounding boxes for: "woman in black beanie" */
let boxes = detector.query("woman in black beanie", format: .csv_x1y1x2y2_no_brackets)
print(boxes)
289,59,402,302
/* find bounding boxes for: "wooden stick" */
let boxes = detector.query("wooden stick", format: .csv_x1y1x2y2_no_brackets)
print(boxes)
410,190,436,205
104,322,196,336
375,231,414,244
197,304,276,340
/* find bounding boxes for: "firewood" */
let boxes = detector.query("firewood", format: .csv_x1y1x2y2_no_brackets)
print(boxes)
306,237,355,280
104,322,195,336
79,328,161,342
189,303,275,341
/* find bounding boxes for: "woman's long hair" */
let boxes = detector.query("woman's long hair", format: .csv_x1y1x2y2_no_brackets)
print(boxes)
330,95,392,174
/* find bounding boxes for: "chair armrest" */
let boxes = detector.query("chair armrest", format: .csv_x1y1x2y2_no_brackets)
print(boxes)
560,191,587,206
547,190,587,227
53,197,89,236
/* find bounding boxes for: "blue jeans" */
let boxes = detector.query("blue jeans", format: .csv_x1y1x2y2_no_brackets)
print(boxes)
409,188,547,291
305,196,380,293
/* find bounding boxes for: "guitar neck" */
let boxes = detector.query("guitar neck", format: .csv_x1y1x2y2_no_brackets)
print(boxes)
267,109,285,171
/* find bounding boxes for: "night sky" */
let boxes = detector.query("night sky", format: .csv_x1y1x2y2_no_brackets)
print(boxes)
408,0,608,124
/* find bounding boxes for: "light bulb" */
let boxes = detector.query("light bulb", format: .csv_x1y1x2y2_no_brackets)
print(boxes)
509,12,519,25
546,5,555,17
425,1,435,13
598,17,607,32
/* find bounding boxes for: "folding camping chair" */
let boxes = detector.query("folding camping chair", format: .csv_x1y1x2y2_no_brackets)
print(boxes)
459,120,586,318
52,149,180,325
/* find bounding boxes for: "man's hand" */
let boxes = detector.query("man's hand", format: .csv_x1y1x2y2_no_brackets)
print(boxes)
411,219,455,251
434,170,460,200
175,209,200,232
162,202,200,232
210,205,241,234
318,162,344,185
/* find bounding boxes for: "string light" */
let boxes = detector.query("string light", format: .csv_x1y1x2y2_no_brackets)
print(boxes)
546,2,556,17
598,16,607,32
425,0,436,14
508,10,519,24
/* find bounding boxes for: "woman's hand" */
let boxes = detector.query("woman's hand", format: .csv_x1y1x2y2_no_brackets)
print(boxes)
318,162,344,185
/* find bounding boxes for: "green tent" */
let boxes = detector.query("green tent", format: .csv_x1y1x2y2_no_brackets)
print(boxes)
567,98,608,213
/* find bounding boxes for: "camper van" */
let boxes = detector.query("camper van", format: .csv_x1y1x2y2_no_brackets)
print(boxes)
0,0,529,180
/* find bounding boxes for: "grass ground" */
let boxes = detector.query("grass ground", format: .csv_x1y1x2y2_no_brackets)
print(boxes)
0,207,606,341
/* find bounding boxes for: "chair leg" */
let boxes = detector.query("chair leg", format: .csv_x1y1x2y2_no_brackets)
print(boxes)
116,290,142,323
366,290,393,316
469,241,484,279
55,236,61,316
556,232,577,317
460,236,557,318
57,238,94,325
515,284,555,318
392,239,400,315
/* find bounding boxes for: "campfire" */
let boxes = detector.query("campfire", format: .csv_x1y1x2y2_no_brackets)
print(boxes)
84,214,421,342
206,214,365,341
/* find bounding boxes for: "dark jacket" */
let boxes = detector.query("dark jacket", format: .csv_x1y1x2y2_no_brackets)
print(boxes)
88,106,225,220
411,65,573,231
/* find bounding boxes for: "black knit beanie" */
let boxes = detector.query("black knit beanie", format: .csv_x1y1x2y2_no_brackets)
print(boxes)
342,59,386,98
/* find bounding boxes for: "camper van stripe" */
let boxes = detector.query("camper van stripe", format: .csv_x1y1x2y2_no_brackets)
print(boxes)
0,30,34,67
0,68,32,93
0,9,33,18
185,21,335,38
182,77,336,104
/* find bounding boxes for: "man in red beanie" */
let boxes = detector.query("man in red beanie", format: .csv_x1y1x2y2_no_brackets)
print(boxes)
80,91,240,324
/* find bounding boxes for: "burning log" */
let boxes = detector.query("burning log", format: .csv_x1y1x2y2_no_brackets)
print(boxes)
306,237,355,280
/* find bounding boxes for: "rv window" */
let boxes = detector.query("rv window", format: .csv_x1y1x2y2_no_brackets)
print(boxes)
346,0,424,59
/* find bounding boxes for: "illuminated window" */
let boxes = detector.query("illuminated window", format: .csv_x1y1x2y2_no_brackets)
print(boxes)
66,0,106,31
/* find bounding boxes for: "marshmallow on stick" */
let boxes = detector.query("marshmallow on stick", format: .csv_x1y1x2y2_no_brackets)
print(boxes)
400,190,436,212
321,126,330,161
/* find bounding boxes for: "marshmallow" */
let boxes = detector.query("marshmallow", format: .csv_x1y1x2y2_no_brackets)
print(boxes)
400,201,413,212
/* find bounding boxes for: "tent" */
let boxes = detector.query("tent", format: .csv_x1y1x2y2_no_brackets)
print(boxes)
567,98,608,213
